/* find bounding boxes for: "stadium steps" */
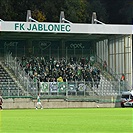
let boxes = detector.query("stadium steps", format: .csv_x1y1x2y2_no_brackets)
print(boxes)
93,62,121,95
92,75,119,96
94,62,117,81
0,61,29,96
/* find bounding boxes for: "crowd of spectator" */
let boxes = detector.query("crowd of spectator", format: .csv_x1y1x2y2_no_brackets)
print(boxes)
19,56,101,88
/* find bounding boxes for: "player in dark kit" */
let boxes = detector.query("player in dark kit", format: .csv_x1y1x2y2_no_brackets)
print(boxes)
0,96,3,110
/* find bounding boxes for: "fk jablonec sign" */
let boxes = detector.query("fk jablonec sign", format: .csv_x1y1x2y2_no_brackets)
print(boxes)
0,21,132,34
15,23,71,32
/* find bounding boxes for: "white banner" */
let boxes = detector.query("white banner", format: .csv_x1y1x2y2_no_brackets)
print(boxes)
0,21,132,34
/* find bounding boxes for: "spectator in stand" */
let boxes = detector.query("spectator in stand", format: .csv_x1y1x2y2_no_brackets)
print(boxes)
103,61,107,71
120,74,125,86
93,75,98,88
19,56,101,89
57,76,63,82
121,74,125,81
0,95,3,110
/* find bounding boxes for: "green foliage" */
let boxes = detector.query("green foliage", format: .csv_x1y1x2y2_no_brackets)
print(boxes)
42,0,64,22
0,0,132,23
101,0,133,24
63,0,88,23
32,9,46,22
89,0,108,23
119,0,133,24
0,0,13,20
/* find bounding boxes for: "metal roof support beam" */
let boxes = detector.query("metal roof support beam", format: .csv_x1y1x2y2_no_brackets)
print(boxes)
60,11,73,24
92,12,105,25
0,19,4,22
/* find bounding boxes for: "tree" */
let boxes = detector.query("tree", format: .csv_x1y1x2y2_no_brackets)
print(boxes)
1,0,131,24
100,0,130,24
119,0,133,24
87,0,108,23
0,0,13,20
11,0,34,21
41,0,88,23
41,0,65,22
32,9,46,22
63,0,88,23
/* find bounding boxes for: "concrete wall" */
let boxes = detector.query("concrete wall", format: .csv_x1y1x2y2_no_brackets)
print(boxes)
2,98,121,109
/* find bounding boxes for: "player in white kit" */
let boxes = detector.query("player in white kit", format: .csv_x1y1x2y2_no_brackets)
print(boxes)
36,93,43,109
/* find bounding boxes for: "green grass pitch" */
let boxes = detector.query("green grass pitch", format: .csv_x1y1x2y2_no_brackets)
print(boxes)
0,108,133,133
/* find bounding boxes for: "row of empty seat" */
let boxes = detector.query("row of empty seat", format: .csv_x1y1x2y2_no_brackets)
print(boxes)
2,89,26,96
92,75,121,95
0,64,24,96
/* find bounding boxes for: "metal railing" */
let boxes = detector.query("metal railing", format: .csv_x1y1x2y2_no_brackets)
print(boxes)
95,55,131,90
0,80,128,98
3,52,130,98
4,52,38,96
38,80,128,97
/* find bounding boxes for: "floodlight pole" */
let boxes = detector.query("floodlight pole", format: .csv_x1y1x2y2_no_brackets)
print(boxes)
60,11,65,23
92,12,97,24
26,10,31,22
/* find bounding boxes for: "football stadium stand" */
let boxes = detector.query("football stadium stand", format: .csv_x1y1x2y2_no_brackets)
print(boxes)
0,11,132,105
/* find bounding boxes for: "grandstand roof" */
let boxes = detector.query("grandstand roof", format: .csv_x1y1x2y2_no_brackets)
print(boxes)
0,21,132,41
0,32,109,42
0,21,132,34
